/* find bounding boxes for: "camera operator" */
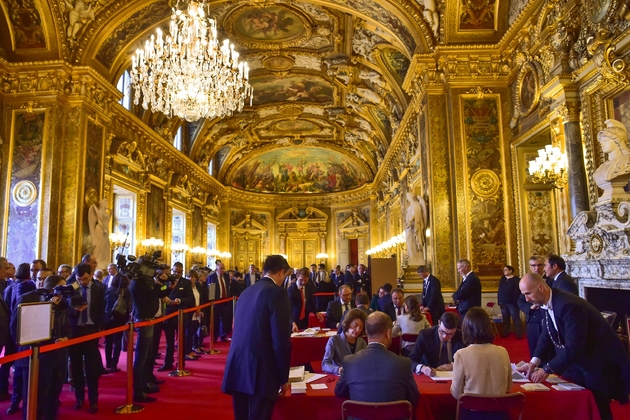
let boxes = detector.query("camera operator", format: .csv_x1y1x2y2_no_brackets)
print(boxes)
129,256,171,403
158,262,194,372
11,275,72,420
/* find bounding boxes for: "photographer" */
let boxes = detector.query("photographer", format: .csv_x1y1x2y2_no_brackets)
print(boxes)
128,255,170,403
11,275,72,420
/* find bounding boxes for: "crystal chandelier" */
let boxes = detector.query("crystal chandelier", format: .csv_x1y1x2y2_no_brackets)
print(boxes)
528,145,568,189
130,0,252,122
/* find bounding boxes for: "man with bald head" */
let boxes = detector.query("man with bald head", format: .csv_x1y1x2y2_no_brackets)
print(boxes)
335,312,420,408
517,273,630,420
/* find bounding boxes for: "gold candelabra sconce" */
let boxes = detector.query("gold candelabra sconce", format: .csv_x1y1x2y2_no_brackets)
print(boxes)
366,233,406,258
171,243,190,259
528,145,568,189
140,237,165,255
109,232,129,251
190,246,208,264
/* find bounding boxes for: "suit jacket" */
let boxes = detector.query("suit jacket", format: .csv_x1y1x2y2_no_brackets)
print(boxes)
355,272,370,295
343,271,355,290
335,342,420,407
0,293,9,350
552,271,579,296
534,289,630,402
288,282,318,325
68,280,105,333
409,325,466,371
325,299,356,328
497,275,521,305
517,275,552,324
452,272,481,317
377,293,392,312
244,273,260,288
383,301,405,322
422,275,445,324
207,271,231,300
322,332,367,374
337,305,373,334
165,278,195,316
222,277,292,401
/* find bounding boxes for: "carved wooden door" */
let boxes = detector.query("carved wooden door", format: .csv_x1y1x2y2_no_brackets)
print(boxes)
288,238,317,269
234,238,258,271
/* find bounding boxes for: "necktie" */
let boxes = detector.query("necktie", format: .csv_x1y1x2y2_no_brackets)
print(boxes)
439,341,449,365
343,303,349,314
81,286,88,324
218,275,226,298
397,307,402,316
300,288,306,320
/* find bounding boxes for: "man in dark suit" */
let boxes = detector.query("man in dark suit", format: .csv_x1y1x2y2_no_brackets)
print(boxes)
334,312,420,408
418,265,444,325
518,274,630,420
289,267,322,331
337,293,373,333
325,285,355,328
409,312,465,375
355,263,370,296
206,262,232,341
158,262,194,372
244,264,260,288
377,282,393,311
452,259,481,321
222,255,292,420
68,263,105,414
544,254,579,295
518,256,554,359
343,264,356,291
330,266,343,287
383,287,405,321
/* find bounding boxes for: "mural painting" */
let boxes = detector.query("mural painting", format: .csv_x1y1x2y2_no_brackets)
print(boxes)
368,106,392,142
273,120,318,132
613,89,630,136
381,48,410,83
6,111,45,264
233,6,305,41
462,96,505,277
228,147,369,193
250,74,334,106
193,205,202,246
459,0,496,31
146,184,165,239
7,0,46,49
82,121,104,255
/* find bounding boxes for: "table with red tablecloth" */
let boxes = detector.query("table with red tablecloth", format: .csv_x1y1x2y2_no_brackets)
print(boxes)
273,374,601,420
445,304,458,314
308,312,327,328
290,334,330,367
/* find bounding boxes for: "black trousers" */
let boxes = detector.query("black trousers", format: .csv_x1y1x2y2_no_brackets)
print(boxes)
69,325,101,403
232,391,275,420
213,300,233,340
104,322,124,368
163,318,184,366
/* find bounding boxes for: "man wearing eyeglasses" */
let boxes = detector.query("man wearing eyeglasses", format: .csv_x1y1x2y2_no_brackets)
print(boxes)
325,285,355,329
409,312,465,376
517,255,554,359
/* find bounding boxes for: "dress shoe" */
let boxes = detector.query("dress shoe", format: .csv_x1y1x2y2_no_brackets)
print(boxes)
7,403,19,415
74,400,84,411
156,364,173,372
133,393,157,403
185,355,199,361
151,378,165,385
0,391,11,401
89,402,98,414
143,384,160,394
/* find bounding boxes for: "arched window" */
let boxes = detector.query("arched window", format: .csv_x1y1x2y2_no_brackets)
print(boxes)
116,70,132,110
208,158,214,176
173,126,183,150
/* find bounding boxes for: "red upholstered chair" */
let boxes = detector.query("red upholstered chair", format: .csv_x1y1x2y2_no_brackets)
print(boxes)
341,400,413,420
456,393,525,420
388,335,401,355
484,302,502,336
424,312,433,326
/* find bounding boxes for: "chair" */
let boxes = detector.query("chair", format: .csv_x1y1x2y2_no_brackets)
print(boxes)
341,400,413,420
456,393,525,420
484,302,502,336
388,335,401,355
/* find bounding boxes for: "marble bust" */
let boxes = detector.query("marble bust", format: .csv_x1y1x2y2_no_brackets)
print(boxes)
593,119,630,202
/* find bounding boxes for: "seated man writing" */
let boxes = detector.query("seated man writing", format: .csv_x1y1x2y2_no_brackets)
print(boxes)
409,312,466,376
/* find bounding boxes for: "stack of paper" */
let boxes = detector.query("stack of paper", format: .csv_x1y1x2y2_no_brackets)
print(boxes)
289,366,305,382
511,370,529,383
429,371,454,381
521,383,549,391
546,375,567,384
291,382,307,394
325,330,337,337
553,382,585,391
291,329,318,337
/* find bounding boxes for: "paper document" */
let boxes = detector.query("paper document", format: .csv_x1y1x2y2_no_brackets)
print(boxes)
546,375,567,384
511,370,529,383
325,331,337,337
292,328,318,337
310,383,328,390
289,366,305,382
521,383,549,391
554,382,585,391
291,382,307,394
429,371,454,381
304,373,326,383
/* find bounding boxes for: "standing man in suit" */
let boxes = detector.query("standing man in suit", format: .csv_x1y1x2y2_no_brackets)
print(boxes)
158,262,194,372
518,274,630,420
410,312,465,375
355,263,370,296
309,264,318,283
289,268,322,331
518,256,554,359
330,266,343,287
334,312,420,408
452,259,481,321
377,283,393,311
384,287,405,321
544,254,579,295
244,264,259,288
222,255,292,420
418,265,444,324
326,285,355,329
207,262,232,341
343,264,356,292
68,263,105,414
337,293,373,334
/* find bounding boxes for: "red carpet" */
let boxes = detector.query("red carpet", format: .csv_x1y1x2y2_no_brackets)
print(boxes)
0,334,627,419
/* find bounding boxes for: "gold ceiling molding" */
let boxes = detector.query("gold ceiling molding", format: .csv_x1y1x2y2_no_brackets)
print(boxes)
224,184,372,207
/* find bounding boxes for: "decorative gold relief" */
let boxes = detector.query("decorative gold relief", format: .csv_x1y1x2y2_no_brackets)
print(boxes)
585,0,614,24
12,180,37,206
590,233,604,254
262,55,295,72
470,169,500,198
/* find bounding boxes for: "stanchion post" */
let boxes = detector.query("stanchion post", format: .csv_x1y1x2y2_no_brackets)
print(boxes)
169,310,191,377
115,322,144,414
26,345,40,420
208,302,220,355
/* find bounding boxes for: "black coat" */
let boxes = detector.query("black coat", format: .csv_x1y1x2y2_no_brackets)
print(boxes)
422,274,445,324
551,271,579,296
68,280,105,332
452,272,481,318
288,282,318,325
497,275,521,305
409,325,466,370
104,285,131,325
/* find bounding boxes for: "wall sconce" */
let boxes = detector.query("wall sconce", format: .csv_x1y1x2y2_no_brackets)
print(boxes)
109,232,128,251
190,246,207,263
366,232,405,257
141,237,164,255
219,251,232,260
172,243,189,259
528,145,568,189
316,253,328,264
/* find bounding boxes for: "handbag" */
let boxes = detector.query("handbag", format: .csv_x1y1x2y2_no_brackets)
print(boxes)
197,323,208,339
112,286,128,323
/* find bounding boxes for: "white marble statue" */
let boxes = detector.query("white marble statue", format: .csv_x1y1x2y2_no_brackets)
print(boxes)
416,0,439,36
405,192,428,263
593,119,630,201
88,198,111,269
65,0,95,45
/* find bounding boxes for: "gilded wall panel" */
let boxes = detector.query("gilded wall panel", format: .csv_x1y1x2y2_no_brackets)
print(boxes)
146,184,165,240
192,205,203,247
5,110,45,263
81,119,104,255
526,190,556,257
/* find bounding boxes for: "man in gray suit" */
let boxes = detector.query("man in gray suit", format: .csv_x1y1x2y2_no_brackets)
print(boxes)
334,312,420,408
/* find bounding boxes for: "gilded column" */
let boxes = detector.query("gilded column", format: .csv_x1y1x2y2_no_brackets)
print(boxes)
559,102,589,217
